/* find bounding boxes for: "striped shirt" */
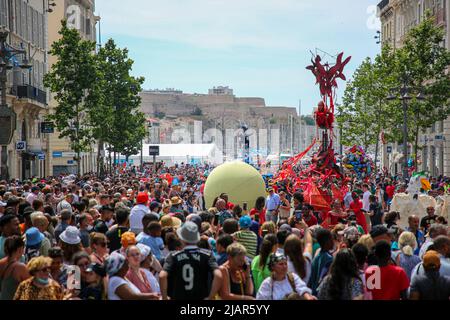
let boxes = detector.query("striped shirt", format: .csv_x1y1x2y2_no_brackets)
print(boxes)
233,230,258,259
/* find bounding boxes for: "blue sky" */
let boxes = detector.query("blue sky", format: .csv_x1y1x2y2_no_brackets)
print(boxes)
95,0,381,115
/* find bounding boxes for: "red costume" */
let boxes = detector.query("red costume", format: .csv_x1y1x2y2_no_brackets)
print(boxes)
350,199,368,234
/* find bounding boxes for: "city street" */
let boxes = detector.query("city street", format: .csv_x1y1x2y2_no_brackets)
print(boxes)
0,0,449,307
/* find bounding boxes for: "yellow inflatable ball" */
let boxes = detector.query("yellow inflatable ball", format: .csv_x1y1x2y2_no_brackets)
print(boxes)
204,161,266,209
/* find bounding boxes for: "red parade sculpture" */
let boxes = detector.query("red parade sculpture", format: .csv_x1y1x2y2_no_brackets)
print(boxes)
274,51,351,223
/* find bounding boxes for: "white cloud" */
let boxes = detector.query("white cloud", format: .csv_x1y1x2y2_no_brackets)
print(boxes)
96,0,367,50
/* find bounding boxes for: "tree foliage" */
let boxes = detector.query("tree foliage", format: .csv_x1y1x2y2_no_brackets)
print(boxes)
45,22,146,174
338,13,450,163
44,20,100,174
95,39,146,160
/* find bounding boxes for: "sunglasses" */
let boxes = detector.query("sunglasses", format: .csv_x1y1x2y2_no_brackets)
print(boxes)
128,252,141,258
77,262,90,270
37,267,50,273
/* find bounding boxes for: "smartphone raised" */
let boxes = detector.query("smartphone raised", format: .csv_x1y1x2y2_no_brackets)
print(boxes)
66,265,81,291
294,210,303,221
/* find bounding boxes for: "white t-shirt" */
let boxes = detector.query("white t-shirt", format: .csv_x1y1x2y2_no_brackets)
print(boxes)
362,191,371,212
129,204,150,233
256,273,311,300
287,251,312,284
108,276,141,300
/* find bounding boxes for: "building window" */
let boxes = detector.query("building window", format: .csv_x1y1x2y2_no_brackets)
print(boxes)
0,0,8,29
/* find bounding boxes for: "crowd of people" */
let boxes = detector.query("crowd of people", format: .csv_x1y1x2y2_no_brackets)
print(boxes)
0,163,449,300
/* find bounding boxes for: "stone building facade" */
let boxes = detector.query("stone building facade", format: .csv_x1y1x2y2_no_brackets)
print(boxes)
45,0,100,176
1,0,48,180
378,0,450,176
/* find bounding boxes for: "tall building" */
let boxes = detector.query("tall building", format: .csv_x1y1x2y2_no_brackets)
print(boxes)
378,0,450,176
46,0,100,176
0,0,48,180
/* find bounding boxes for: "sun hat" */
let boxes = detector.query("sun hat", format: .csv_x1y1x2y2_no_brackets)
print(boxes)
59,226,81,245
176,221,200,244
105,252,127,276
25,227,45,246
170,196,182,205
239,215,252,229
161,215,182,229
136,192,149,205
136,243,152,262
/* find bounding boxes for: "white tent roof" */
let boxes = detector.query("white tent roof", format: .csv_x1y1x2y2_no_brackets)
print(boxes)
141,144,217,157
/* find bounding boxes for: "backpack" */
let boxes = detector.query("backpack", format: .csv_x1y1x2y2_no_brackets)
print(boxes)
270,272,303,300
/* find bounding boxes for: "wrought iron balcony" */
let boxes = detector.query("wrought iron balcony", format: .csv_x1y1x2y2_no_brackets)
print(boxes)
16,85,47,105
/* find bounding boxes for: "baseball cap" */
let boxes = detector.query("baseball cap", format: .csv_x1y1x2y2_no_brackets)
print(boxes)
239,215,252,229
423,250,441,270
149,202,162,212
136,192,149,205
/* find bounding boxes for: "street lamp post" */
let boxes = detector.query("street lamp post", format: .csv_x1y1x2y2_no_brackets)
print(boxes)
0,28,32,181
387,75,426,182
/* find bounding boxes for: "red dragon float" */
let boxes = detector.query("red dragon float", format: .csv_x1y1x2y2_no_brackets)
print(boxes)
273,52,351,217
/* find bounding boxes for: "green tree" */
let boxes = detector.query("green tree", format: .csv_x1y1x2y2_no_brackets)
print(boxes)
389,13,450,165
339,13,450,169
44,21,100,175
95,39,145,169
337,53,394,155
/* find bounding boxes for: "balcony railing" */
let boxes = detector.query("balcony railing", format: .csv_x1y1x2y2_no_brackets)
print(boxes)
16,85,47,105
377,0,389,11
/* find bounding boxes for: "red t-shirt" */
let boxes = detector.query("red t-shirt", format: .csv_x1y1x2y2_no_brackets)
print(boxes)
386,185,395,198
365,265,409,300
350,200,367,234
250,208,266,226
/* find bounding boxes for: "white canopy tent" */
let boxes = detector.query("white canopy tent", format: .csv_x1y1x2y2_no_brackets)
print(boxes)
125,144,224,166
